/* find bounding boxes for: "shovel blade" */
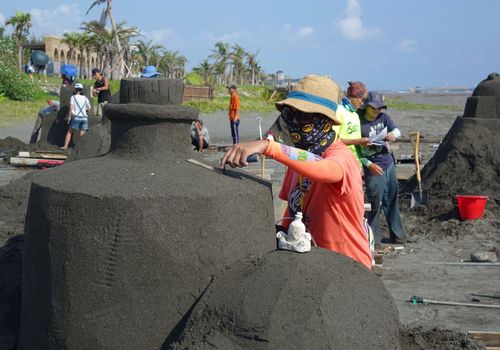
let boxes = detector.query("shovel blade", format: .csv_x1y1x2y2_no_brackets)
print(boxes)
411,191,428,207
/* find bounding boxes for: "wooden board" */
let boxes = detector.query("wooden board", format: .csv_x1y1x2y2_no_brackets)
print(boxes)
18,151,67,160
9,157,65,166
468,331,500,347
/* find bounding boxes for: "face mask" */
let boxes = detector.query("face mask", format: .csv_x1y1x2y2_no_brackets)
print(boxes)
281,106,336,156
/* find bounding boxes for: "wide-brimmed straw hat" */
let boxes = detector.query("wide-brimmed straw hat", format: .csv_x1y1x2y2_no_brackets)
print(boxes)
275,75,341,125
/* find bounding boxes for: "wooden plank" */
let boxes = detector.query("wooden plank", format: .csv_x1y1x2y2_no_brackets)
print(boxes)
10,157,38,166
468,331,500,347
9,157,64,166
18,151,67,160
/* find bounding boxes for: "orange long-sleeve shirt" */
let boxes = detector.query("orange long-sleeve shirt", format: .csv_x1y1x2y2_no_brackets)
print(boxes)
264,140,372,269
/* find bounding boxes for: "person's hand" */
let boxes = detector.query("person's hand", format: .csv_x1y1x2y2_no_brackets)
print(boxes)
359,137,372,147
368,163,384,176
384,132,396,142
221,140,268,169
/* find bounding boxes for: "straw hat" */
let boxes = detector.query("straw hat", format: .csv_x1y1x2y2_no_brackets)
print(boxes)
276,75,341,125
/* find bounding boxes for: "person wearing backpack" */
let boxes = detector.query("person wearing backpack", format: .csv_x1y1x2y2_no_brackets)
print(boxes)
60,83,91,150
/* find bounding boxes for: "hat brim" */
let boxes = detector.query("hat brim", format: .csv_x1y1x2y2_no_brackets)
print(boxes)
141,72,161,78
275,98,341,125
363,101,387,109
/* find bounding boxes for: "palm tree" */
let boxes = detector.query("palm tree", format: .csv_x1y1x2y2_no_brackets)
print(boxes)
193,60,212,83
81,21,107,71
62,32,80,66
159,50,186,79
62,32,91,78
230,44,246,85
87,0,127,78
134,39,165,67
209,41,230,84
6,11,31,71
246,50,259,85
81,18,138,79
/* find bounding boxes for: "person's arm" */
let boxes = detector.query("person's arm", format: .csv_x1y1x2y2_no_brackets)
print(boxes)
234,95,240,120
221,140,344,183
86,97,91,113
341,137,371,146
384,114,401,141
97,77,109,92
66,97,73,122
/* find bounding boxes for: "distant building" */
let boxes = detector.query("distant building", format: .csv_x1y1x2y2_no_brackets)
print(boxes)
23,35,98,78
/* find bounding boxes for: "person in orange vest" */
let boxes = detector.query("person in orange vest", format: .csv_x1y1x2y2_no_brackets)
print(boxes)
227,84,240,144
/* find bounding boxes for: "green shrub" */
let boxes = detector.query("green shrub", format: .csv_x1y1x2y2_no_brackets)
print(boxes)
185,72,204,85
0,36,36,101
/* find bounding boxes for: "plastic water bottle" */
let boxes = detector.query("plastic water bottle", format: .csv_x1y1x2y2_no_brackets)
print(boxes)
287,212,306,242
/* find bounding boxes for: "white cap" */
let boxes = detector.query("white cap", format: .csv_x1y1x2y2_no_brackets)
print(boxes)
74,83,83,89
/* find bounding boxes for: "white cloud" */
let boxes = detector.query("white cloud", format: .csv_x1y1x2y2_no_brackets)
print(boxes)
141,28,179,44
29,4,83,37
0,11,5,27
207,31,247,43
337,0,381,41
397,39,417,52
281,24,315,41
298,26,314,38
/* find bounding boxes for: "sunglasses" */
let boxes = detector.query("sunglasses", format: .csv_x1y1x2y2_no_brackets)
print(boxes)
281,106,323,125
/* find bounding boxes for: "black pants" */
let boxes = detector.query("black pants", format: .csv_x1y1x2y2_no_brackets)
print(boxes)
191,138,209,150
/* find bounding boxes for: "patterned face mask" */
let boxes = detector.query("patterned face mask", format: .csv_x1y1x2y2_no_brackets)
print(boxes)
281,106,336,156
281,106,337,218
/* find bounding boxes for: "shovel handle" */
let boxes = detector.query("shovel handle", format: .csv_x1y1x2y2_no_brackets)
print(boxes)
409,132,421,182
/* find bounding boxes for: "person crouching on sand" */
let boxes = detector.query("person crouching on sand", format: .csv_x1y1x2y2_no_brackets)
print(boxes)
221,75,373,269
60,83,91,151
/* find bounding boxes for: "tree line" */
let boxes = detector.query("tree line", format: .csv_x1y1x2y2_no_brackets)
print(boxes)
192,42,265,85
3,1,269,84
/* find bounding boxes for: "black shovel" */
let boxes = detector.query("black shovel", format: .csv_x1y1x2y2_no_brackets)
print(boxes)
410,132,428,207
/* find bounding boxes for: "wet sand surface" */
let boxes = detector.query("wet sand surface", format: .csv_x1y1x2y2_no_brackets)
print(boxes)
1,93,498,348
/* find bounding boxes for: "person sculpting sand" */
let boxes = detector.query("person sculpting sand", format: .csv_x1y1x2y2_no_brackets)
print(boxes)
221,75,372,269
60,83,91,150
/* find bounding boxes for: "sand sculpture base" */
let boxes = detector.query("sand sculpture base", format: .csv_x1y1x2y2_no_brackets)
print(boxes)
168,249,400,350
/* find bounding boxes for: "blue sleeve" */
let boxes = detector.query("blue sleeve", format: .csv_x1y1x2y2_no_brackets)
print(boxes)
383,113,398,132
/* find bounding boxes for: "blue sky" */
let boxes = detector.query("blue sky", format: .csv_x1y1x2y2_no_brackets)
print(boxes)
1,0,499,90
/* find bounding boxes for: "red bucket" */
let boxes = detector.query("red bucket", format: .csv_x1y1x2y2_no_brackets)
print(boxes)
456,195,488,220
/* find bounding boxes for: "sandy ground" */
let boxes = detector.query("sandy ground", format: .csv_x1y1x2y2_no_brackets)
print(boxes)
1,93,498,348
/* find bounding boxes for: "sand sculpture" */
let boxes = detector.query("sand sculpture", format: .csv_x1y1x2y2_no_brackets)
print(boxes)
419,73,500,198
18,79,276,349
168,249,400,350
35,84,110,159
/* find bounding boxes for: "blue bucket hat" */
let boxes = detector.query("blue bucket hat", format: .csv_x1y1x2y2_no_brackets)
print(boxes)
361,91,387,109
141,65,161,78
61,64,77,77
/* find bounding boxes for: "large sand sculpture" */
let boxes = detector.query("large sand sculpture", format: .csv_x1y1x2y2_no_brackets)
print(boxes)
168,249,400,350
420,73,500,198
19,79,276,349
